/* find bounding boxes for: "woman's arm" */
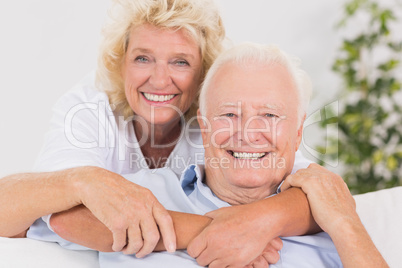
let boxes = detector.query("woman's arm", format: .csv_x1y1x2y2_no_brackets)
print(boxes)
281,163,388,268
0,166,176,258
0,170,80,237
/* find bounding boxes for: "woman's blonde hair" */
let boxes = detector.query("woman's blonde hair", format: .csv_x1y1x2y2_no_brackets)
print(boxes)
96,0,225,120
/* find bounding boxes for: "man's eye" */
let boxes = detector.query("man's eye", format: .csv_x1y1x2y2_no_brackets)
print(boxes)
264,113,276,118
225,113,236,117
135,56,149,63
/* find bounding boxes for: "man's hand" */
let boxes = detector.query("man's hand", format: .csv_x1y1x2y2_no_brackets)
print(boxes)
187,202,276,267
245,237,283,268
280,163,356,235
71,166,176,257
187,185,318,267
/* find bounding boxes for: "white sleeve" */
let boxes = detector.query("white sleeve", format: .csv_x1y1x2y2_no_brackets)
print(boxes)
291,150,314,174
27,218,92,251
33,83,114,172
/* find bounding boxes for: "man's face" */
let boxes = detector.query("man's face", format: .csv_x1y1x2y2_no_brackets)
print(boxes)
198,62,304,204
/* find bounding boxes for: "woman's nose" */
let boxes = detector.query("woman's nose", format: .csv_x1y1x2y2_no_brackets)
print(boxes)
149,62,172,90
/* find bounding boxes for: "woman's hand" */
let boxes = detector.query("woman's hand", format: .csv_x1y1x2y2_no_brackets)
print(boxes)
280,163,356,235
280,164,389,267
71,166,176,257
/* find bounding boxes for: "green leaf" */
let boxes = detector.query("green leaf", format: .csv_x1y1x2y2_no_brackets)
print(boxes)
378,59,399,72
372,150,384,164
386,156,398,171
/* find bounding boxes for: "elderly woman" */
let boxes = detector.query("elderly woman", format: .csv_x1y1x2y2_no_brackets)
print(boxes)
0,0,320,266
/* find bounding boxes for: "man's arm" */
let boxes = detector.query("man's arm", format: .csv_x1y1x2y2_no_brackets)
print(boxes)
51,186,316,256
50,205,211,252
51,203,283,266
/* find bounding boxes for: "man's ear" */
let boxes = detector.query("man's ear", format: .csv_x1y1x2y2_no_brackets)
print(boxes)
197,109,211,145
197,109,208,143
295,113,306,151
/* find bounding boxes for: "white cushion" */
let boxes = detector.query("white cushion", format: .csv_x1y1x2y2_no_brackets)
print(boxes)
354,186,402,267
0,237,98,268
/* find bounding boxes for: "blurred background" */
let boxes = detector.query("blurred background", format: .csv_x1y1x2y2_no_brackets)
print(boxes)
0,0,401,193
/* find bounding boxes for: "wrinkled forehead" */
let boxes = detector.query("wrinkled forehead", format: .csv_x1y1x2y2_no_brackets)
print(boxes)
205,62,297,115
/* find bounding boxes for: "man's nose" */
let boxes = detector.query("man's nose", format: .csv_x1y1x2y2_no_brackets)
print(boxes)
149,62,172,90
239,117,271,145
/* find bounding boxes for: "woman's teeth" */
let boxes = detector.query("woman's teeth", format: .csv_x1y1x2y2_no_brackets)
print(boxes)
232,152,266,160
143,93,175,102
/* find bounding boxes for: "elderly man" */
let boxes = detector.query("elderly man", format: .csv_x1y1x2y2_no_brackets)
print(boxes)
27,43,385,267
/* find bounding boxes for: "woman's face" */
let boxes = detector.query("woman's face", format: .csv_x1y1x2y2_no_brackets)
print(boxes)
122,24,202,126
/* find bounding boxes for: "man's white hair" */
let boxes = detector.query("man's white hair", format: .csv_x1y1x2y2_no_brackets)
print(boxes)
198,43,312,126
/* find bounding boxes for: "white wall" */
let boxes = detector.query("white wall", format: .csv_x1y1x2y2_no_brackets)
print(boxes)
0,0,111,176
0,0,399,177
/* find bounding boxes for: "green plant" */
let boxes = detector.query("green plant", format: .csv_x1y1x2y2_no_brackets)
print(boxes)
318,0,402,193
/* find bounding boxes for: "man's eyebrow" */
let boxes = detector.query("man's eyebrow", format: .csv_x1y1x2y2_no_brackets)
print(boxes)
219,102,238,108
212,102,239,114
262,103,284,110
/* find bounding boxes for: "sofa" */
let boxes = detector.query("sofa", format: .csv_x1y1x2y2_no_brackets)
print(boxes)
0,186,401,268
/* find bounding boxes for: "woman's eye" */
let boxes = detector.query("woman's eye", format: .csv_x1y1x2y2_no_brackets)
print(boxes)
135,56,149,63
175,60,189,66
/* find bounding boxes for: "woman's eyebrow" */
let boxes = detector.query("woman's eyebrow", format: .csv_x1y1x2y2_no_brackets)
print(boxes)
129,48,152,54
174,53,196,60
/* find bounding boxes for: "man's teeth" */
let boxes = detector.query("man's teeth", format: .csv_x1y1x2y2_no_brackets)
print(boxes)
143,93,175,102
232,152,266,159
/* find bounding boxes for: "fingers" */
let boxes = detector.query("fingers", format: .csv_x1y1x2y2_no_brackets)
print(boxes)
281,170,309,191
194,250,217,267
187,232,208,262
135,219,160,258
153,203,176,253
122,225,143,255
248,256,269,268
270,237,283,252
112,229,128,252
125,202,175,258
262,249,280,265
256,237,282,265
281,163,326,192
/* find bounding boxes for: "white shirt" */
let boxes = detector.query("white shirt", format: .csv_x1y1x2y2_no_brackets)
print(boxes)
33,71,205,176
